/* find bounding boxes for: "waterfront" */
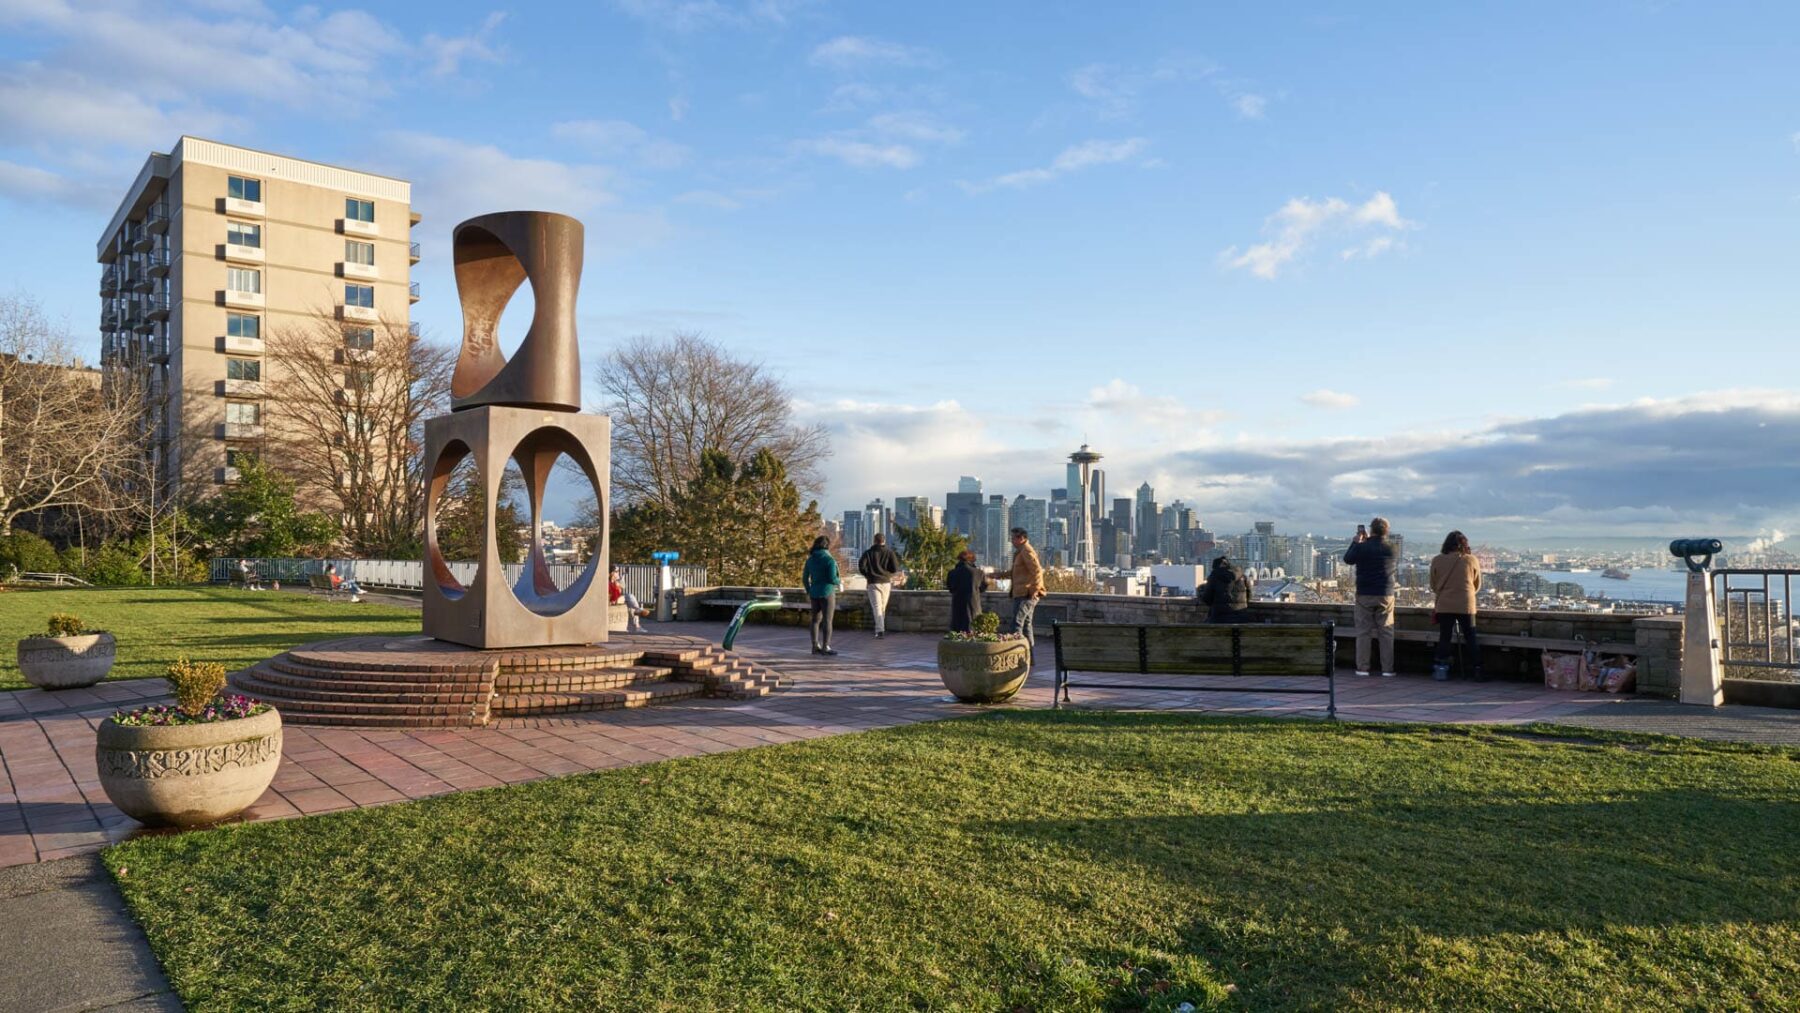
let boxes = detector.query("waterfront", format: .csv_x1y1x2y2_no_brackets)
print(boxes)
1525,568,1689,605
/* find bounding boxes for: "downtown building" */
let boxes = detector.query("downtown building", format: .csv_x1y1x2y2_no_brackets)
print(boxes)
98,137,418,500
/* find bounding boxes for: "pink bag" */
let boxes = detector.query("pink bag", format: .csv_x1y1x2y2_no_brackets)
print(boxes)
1542,651,1584,691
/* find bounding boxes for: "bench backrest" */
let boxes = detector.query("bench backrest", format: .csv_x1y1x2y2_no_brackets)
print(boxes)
309,573,333,589
1054,622,1334,678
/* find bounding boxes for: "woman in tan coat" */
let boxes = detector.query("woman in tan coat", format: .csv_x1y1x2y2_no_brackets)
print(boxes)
1428,531,1482,681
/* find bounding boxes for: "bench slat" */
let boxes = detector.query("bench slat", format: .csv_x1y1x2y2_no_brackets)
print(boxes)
1053,621,1336,717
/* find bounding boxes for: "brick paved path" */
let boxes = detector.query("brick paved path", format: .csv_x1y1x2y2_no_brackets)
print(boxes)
4,622,1798,869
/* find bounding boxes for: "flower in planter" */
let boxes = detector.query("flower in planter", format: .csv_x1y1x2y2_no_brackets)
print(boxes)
45,613,88,637
112,693,270,728
943,610,1023,644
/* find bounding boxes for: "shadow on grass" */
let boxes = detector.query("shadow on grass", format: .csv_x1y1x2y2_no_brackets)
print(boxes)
976,789,1800,1007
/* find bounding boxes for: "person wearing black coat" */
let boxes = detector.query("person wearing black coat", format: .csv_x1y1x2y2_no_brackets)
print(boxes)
945,551,989,633
1198,556,1252,623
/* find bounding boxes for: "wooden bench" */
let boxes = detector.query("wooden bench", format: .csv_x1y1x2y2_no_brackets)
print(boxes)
308,573,347,598
1052,621,1337,718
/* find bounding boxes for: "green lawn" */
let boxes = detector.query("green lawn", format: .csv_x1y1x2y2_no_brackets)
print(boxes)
0,586,420,690
106,713,1800,1011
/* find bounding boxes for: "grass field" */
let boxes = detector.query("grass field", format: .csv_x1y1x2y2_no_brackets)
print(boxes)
105,712,1800,1011
0,586,420,690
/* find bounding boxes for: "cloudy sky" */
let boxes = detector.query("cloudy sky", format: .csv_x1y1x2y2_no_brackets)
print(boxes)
2,1,1796,542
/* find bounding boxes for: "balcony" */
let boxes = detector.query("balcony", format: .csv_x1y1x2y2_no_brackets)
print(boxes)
339,303,378,323
409,209,422,226
222,288,265,310
339,217,378,237
145,202,170,234
408,321,421,338
145,295,170,322
130,231,152,253
219,378,265,397
220,334,264,355
222,421,265,440
100,267,119,295
222,195,264,217
130,269,152,294
147,252,170,278
408,281,421,303
148,339,170,365
216,467,241,485
340,261,378,281
223,243,264,265
131,310,153,334
409,241,421,263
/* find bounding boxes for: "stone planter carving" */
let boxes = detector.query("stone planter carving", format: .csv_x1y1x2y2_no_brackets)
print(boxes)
16,633,116,690
937,639,1031,704
96,708,283,827
608,603,630,633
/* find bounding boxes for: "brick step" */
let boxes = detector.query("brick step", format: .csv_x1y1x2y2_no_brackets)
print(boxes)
280,711,481,728
233,669,489,707
491,680,706,714
271,657,493,686
494,666,674,693
230,676,484,719
283,653,493,677
253,665,491,698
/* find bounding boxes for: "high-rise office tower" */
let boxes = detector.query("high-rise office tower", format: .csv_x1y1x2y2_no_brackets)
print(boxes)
1135,482,1158,556
894,495,932,531
1110,497,1133,542
1010,495,1047,552
864,498,892,546
99,136,418,499
957,476,982,495
1089,468,1106,519
841,509,866,554
981,494,1010,563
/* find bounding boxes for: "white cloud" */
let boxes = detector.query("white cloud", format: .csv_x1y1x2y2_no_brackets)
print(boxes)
1233,93,1268,119
1300,389,1360,409
1087,379,1227,432
669,96,691,121
609,0,809,33
0,157,113,207
795,137,919,169
385,132,619,235
1067,57,1269,121
1220,191,1414,279
963,137,1150,193
865,112,964,144
551,119,690,169
422,11,508,77
808,35,937,71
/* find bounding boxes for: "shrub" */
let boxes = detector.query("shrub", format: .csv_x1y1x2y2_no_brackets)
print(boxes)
166,656,228,716
46,613,85,637
0,531,59,576
974,611,1002,637
82,542,147,586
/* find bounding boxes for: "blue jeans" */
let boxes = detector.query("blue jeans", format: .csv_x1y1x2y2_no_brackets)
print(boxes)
1009,597,1038,660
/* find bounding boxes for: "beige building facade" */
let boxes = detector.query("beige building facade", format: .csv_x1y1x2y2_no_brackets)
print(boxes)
98,136,417,499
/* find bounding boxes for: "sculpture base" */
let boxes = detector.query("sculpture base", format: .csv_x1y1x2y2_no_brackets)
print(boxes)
423,405,611,649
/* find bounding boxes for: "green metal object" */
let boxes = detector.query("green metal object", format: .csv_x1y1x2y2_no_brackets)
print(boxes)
723,595,784,650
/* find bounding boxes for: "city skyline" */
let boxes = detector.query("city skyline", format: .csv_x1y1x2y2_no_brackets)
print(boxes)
2,3,1796,540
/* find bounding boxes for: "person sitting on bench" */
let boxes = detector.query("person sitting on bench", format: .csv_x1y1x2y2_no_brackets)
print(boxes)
325,563,362,603
609,566,650,633
1198,555,1252,623
237,558,263,591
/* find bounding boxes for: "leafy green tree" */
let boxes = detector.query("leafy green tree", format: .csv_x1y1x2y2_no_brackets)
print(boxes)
189,458,339,558
610,448,821,586
82,542,147,586
434,465,525,565
892,516,967,590
0,530,60,576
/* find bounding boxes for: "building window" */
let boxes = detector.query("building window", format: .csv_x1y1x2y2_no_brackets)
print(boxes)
225,401,261,426
225,448,258,468
345,240,375,265
345,367,376,391
227,267,261,294
226,358,261,381
345,326,375,350
228,176,262,202
227,221,261,248
227,312,260,338
344,283,374,308
345,198,375,223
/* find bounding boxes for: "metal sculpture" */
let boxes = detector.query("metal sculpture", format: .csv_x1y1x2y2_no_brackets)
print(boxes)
422,211,610,649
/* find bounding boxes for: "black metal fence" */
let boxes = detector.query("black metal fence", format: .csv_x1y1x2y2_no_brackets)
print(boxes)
1713,568,1797,682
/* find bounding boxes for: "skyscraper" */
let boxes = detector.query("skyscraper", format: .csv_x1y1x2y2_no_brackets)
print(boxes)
981,494,1011,564
945,477,983,538
1135,482,1158,556
894,495,932,531
1011,495,1047,553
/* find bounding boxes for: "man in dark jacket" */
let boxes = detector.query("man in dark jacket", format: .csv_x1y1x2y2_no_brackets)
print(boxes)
857,533,903,639
1198,556,1252,623
1343,516,1399,677
945,550,988,633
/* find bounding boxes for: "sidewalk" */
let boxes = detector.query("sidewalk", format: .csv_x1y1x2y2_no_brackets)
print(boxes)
4,623,1799,870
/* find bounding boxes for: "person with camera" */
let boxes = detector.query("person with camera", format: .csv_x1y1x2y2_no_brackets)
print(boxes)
1343,517,1398,677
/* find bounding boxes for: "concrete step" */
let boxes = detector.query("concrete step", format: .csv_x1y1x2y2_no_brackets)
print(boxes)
494,666,674,693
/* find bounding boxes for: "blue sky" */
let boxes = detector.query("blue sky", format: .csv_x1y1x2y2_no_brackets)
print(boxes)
2,1,1797,542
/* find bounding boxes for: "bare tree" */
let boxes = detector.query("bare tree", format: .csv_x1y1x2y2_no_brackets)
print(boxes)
594,332,829,508
0,295,142,537
263,309,454,556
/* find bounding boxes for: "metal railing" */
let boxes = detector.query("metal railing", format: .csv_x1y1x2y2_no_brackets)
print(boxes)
408,281,421,299
209,558,707,600
1713,569,1797,679
5,571,93,587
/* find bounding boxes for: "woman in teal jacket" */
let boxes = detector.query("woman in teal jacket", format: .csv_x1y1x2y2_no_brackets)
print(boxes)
802,536,841,656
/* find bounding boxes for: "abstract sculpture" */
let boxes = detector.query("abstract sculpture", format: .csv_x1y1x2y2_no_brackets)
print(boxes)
421,211,610,649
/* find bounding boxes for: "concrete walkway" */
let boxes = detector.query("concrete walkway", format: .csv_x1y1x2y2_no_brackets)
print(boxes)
0,855,178,1011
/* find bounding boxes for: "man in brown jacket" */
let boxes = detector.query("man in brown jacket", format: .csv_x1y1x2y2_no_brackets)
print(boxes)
990,527,1045,661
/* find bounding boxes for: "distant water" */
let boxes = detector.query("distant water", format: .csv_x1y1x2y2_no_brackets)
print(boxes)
1524,568,1691,604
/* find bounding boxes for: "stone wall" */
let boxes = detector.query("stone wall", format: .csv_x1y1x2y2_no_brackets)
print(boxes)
676,586,1685,697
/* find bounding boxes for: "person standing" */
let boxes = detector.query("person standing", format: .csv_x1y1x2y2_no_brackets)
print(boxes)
945,550,989,633
990,527,1045,661
1198,555,1252,623
857,533,903,639
802,535,841,656
1429,531,1483,681
1343,517,1398,677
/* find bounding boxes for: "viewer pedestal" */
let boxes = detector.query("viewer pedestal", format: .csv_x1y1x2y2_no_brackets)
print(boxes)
1680,570,1723,707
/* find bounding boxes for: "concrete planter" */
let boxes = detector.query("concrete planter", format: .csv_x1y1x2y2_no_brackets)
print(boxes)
608,603,630,633
937,639,1031,704
16,633,116,690
96,707,283,827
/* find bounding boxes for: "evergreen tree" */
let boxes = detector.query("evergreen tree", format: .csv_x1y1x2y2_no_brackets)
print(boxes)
190,458,338,558
609,447,821,586
893,516,967,590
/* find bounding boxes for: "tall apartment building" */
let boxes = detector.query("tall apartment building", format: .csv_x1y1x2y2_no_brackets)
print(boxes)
97,137,417,500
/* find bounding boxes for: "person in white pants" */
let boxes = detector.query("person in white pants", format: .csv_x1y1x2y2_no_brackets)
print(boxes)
856,534,903,639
